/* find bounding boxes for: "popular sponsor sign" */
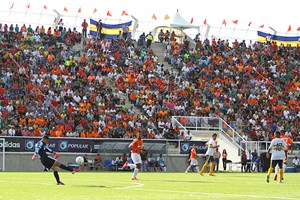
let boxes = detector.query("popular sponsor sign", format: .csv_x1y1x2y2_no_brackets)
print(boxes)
179,140,208,154
0,137,92,153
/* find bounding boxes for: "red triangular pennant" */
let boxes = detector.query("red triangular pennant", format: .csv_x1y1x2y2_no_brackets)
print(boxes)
222,19,226,27
9,3,14,9
121,10,128,16
152,14,157,20
107,10,112,16
232,20,238,25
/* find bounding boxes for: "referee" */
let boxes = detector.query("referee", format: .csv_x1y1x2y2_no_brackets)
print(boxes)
32,136,79,185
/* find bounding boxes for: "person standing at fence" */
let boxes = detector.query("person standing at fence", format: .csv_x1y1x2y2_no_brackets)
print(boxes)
81,19,88,38
222,149,228,171
266,131,287,183
246,150,252,172
140,147,148,172
122,132,143,180
146,31,153,48
199,133,219,176
185,144,199,173
96,19,103,40
213,148,221,172
32,136,79,185
122,23,129,41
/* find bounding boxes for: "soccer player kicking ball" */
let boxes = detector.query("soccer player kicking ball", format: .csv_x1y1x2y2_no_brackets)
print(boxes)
266,131,287,183
199,133,219,176
185,144,199,173
123,132,143,180
32,136,79,185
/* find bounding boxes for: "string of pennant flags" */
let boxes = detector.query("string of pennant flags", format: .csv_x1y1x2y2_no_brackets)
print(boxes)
7,2,300,33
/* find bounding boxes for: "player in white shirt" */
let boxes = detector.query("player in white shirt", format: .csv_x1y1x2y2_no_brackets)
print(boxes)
266,131,287,183
199,133,219,176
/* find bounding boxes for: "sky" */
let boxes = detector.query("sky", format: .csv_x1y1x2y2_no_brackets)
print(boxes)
1,0,299,41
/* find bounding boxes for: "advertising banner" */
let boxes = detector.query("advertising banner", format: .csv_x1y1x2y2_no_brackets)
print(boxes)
0,137,92,153
179,140,208,154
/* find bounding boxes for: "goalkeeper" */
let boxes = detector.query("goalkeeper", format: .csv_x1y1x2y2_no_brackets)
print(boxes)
32,135,79,185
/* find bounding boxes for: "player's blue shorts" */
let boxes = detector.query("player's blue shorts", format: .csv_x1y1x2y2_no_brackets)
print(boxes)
205,155,215,163
41,156,56,169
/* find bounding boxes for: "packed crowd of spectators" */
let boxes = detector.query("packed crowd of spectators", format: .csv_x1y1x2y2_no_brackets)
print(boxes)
0,21,299,143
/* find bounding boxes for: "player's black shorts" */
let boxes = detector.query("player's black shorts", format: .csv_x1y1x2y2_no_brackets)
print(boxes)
41,157,56,169
205,155,215,163
271,160,283,168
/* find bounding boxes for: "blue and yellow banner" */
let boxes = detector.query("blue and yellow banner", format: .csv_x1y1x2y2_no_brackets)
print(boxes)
89,19,132,39
257,31,300,47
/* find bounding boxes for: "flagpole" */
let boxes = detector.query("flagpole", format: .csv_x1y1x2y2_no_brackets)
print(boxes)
39,11,43,22
232,26,236,37
218,26,222,38
75,14,78,26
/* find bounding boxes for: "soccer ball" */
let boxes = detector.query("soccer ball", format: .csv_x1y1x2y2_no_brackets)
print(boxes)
76,156,84,165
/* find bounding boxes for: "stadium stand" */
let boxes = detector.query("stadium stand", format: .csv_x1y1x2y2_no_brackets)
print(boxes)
0,23,299,146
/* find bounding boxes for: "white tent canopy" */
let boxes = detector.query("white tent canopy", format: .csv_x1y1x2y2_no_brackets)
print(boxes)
170,12,200,29
152,12,199,45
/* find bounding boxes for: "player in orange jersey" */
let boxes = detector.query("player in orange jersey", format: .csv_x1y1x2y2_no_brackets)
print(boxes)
185,144,200,173
122,132,143,180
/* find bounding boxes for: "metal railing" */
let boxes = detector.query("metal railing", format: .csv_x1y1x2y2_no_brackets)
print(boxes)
171,116,245,151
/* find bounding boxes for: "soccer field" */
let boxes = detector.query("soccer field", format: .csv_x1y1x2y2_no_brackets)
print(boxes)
0,172,299,200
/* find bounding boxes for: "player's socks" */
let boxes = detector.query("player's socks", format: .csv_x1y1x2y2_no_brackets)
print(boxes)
267,167,273,176
54,171,60,183
185,165,191,173
274,174,277,181
195,166,200,173
209,163,215,176
59,164,73,172
279,169,283,182
133,168,139,179
199,163,208,175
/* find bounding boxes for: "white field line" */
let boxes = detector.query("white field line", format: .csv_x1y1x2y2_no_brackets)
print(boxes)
132,188,298,200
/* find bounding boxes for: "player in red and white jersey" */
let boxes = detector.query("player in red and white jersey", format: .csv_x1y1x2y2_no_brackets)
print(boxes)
123,132,143,180
185,144,200,173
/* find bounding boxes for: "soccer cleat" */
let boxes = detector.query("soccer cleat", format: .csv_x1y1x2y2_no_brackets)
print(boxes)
274,174,277,181
57,181,65,185
131,177,139,180
199,172,204,176
266,175,270,183
72,168,80,174
185,171,188,174
122,161,129,169
209,173,216,176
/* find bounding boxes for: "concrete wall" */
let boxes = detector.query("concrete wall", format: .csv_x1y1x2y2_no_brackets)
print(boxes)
1,153,208,172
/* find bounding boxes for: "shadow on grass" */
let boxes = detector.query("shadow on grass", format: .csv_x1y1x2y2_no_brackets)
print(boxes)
72,185,107,188
143,180,215,184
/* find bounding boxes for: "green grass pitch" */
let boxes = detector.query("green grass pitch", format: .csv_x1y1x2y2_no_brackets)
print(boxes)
0,172,299,200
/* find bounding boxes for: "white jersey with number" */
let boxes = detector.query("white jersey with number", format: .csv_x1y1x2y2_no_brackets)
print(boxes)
268,138,286,160
205,139,216,156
